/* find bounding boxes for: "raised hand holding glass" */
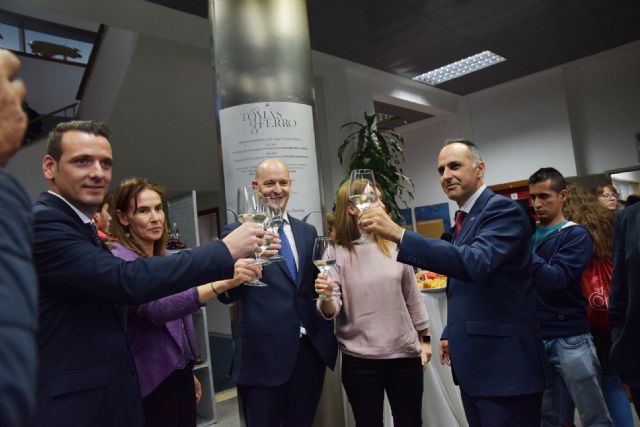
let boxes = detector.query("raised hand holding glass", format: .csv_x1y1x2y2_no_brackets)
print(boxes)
313,236,336,301
264,197,284,261
349,169,378,244
237,186,270,287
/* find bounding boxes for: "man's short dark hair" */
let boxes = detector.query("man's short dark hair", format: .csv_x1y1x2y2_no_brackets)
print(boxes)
47,120,111,161
528,167,567,193
443,139,482,165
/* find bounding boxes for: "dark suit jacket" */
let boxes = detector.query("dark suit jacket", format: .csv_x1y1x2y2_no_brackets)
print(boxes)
32,192,235,427
219,215,337,387
0,170,38,427
398,188,547,397
609,202,640,388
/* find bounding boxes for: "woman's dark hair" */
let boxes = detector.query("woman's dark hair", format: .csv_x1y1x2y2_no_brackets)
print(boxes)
112,177,168,257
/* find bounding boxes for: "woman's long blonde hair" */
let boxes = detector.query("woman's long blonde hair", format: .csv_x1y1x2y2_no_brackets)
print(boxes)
333,179,392,258
563,184,614,261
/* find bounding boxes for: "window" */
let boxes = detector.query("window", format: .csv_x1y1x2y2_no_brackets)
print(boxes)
0,22,21,51
0,10,97,65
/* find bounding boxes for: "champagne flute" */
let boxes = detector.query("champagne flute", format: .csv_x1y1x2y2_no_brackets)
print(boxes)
237,186,270,287
348,169,378,244
313,236,336,301
264,197,284,261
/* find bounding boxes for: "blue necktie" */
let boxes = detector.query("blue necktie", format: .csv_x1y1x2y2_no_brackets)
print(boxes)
278,226,298,284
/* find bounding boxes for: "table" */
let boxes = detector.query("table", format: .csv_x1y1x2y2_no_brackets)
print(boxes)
420,289,468,427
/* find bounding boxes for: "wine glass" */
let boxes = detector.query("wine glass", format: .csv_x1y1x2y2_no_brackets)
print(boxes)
348,169,378,244
264,197,284,261
313,236,336,301
237,186,270,287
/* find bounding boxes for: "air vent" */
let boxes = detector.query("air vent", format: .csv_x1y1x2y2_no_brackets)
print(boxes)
373,101,434,129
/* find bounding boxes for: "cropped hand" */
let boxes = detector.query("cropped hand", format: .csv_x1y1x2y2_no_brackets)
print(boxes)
259,231,281,258
0,49,27,167
194,375,202,403
314,273,332,299
223,223,264,259
439,340,451,366
231,258,262,287
420,342,432,369
359,206,404,244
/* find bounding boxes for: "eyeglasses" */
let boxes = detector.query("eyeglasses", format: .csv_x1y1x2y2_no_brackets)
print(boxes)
599,193,618,199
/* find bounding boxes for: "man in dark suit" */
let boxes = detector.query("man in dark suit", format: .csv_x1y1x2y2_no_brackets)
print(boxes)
32,120,263,427
0,48,37,427
361,139,548,427
219,158,337,427
609,201,640,415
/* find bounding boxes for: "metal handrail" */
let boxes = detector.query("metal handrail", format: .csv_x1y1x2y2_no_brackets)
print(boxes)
29,102,78,125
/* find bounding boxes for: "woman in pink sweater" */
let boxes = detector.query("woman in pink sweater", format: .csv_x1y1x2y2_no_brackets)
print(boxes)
315,180,430,427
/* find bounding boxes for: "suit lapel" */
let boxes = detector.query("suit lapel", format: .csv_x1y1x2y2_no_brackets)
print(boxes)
456,188,493,244
40,192,110,251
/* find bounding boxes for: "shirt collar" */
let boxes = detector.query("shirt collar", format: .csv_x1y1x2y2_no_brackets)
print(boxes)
48,190,93,224
460,184,486,213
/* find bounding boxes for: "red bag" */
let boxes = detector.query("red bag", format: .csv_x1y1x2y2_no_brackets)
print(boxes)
580,259,612,332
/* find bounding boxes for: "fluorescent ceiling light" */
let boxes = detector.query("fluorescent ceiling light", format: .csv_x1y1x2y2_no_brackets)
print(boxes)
413,51,506,86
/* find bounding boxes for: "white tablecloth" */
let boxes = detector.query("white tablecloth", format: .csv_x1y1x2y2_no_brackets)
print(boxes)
420,290,468,427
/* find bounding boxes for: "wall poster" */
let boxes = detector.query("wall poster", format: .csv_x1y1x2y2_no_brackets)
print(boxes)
219,102,323,232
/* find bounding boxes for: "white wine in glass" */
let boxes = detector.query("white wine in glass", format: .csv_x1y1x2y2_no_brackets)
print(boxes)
313,236,336,301
264,197,284,261
237,186,270,287
348,169,378,244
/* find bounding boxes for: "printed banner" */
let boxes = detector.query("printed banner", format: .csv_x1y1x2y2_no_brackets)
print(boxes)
219,102,322,232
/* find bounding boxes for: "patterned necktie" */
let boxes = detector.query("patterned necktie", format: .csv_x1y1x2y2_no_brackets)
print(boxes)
88,222,102,247
453,210,467,239
278,226,298,284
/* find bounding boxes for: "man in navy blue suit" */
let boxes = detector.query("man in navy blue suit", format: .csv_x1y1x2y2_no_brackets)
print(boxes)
609,201,640,416
219,158,337,427
32,120,264,427
361,139,548,427
0,49,37,427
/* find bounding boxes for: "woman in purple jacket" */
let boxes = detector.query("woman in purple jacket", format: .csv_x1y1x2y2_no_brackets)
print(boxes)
111,177,260,427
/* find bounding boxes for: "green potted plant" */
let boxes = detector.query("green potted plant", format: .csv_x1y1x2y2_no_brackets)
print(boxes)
338,112,414,224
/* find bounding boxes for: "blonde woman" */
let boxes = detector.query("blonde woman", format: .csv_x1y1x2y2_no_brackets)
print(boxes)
315,180,430,427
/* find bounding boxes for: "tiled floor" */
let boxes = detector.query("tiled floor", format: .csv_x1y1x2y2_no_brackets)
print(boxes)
214,389,240,426
209,390,640,427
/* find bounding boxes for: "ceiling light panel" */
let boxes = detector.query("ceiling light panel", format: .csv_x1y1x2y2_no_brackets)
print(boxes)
413,51,506,85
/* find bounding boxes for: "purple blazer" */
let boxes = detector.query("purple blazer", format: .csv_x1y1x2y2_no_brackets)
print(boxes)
112,243,201,397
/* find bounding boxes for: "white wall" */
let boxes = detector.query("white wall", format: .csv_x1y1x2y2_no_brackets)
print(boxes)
78,26,138,122
311,50,459,204
463,67,577,184
16,55,84,114
106,33,221,193
564,41,640,175
401,117,460,219
5,139,47,201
